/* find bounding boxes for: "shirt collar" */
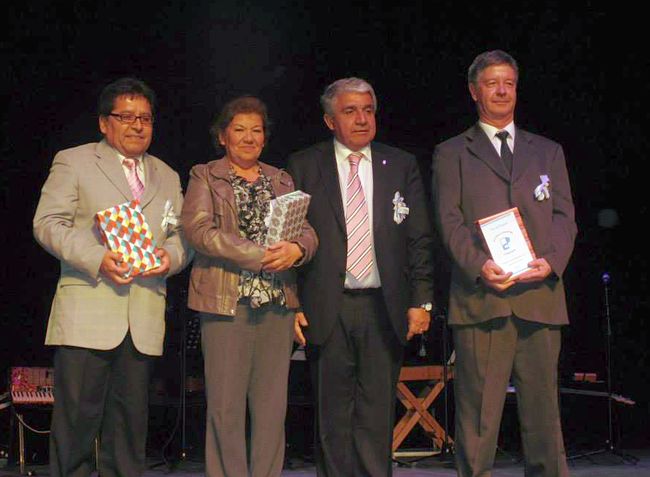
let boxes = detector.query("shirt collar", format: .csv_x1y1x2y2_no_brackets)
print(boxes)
478,120,516,142
333,138,372,166
110,146,145,164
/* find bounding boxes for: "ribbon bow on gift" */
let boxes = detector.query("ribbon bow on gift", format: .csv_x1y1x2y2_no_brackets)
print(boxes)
161,200,179,230
534,175,551,201
392,191,409,224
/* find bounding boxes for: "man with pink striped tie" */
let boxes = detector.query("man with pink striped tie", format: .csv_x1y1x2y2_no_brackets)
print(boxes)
287,77,434,476
34,78,190,477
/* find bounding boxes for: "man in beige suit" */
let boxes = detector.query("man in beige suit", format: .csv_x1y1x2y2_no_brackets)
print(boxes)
33,77,189,477
432,51,577,476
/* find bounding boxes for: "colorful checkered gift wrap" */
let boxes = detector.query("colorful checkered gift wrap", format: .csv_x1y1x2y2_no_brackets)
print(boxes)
264,190,311,245
95,200,161,277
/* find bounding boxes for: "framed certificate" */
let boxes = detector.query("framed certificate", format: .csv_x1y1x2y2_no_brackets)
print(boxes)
477,207,536,277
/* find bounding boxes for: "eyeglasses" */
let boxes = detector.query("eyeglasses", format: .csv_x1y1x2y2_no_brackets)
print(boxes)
108,112,154,126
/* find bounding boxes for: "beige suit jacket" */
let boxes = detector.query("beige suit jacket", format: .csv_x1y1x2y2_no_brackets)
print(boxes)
33,140,189,356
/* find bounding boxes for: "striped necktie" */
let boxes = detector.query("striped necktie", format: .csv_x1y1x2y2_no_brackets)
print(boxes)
345,152,373,280
122,158,144,201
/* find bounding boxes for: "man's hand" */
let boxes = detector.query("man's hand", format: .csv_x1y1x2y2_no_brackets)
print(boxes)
480,259,514,292
99,250,133,285
407,307,431,341
294,312,309,346
261,241,303,273
141,248,171,278
514,258,552,283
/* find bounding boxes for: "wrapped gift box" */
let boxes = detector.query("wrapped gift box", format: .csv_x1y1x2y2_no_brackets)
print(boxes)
264,190,311,245
95,200,160,277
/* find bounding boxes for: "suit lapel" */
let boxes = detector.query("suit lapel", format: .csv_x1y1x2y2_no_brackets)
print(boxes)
139,153,160,208
512,128,534,184
317,142,346,234
94,140,134,202
465,124,511,182
371,145,388,233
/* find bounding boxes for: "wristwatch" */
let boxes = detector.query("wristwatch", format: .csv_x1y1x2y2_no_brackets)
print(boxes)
420,302,433,312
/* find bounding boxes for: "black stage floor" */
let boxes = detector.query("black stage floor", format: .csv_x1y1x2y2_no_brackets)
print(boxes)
2,449,648,476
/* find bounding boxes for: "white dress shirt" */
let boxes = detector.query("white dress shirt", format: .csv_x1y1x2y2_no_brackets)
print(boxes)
333,139,381,289
478,120,515,157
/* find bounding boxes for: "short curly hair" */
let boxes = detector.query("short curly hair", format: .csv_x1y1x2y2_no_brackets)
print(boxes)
210,96,270,151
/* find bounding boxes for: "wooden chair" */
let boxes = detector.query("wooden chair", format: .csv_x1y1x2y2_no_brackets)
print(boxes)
392,364,454,455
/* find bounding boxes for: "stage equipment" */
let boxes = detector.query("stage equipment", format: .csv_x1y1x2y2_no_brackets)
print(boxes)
9,366,53,475
392,312,455,465
567,272,638,464
7,366,100,475
149,308,202,470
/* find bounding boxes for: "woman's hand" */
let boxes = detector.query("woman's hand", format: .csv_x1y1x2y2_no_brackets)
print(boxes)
261,241,303,272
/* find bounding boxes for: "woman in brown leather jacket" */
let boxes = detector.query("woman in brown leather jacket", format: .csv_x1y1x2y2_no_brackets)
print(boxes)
181,96,317,477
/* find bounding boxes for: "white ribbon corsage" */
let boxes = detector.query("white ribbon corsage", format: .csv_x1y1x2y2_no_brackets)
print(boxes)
392,191,409,224
534,174,551,201
161,199,179,231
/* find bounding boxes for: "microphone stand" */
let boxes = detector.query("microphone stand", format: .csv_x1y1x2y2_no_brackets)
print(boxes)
568,272,637,464
149,292,195,471
436,311,454,464
179,314,188,462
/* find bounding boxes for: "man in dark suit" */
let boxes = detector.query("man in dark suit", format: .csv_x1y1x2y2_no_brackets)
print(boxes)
287,77,434,476
432,50,577,477
33,78,189,477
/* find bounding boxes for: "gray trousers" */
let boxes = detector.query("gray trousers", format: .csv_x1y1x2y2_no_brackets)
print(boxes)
453,316,569,477
200,303,294,477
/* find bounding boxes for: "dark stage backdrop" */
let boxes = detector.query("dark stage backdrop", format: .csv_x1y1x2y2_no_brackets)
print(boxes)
2,0,647,450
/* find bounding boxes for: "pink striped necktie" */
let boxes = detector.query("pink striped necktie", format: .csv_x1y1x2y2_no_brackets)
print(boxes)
345,152,374,280
122,158,145,201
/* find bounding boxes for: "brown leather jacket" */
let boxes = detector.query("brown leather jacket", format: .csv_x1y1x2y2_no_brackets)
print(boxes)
181,158,318,316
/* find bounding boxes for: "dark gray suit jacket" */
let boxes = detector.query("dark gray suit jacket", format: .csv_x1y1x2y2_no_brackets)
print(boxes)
287,140,434,345
432,124,577,326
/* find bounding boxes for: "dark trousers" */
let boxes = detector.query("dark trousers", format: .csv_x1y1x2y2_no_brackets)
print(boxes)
50,333,154,477
309,290,403,477
453,316,569,477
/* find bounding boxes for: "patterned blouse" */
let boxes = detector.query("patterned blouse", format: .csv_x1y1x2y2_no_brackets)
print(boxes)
229,168,286,308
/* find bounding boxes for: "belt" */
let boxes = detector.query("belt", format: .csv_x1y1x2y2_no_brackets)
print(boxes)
343,287,381,296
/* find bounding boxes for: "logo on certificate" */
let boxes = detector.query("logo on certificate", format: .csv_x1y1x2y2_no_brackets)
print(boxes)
495,232,514,253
